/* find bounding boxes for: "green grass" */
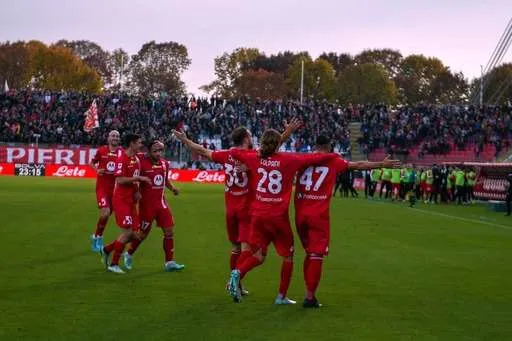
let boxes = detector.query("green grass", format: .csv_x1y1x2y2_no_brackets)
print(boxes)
0,177,511,341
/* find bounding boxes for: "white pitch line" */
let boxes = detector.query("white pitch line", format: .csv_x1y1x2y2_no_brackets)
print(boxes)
408,207,511,230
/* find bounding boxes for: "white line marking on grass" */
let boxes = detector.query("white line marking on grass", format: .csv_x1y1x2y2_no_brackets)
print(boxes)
409,208,511,230
361,199,511,229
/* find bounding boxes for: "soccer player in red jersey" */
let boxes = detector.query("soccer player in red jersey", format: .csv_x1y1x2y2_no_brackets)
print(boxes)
294,136,400,308
227,129,339,304
90,130,122,253
172,121,299,295
101,133,151,274
122,140,185,272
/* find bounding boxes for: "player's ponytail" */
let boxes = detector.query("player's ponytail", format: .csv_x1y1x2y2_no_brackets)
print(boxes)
259,129,281,159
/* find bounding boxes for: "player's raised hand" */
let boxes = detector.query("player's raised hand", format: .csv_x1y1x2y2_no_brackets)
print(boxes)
284,117,302,133
171,129,187,143
382,155,401,169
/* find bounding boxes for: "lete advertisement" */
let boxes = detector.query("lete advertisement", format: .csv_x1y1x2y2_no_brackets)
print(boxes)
30,163,227,183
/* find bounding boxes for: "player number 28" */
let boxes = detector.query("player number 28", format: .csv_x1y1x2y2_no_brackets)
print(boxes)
299,166,329,191
256,168,282,194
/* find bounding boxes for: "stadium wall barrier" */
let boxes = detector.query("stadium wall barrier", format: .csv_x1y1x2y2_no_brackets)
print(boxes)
0,163,227,184
0,146,98,165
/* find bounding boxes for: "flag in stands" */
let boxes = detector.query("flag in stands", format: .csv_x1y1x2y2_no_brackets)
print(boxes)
83,99,99,132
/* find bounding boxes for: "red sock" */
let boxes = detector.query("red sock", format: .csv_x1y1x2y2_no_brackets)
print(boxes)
236,250,252,268
128,238,142,256
303,255,311,280
104,240,117,254
306,256,323,299
279,259,293,297
111,241,126,266
230,250,240,270
238,255,261,279
94,217,108,237
163,236,174,262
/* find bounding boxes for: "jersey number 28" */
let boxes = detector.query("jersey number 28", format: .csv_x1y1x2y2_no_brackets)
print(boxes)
256,168,282,194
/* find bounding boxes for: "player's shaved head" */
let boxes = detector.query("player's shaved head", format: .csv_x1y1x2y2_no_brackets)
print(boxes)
148,139,165,161
259,129,281,159
123,133,141,148
315,135,331,153
232,126,252,149
107,130,120,147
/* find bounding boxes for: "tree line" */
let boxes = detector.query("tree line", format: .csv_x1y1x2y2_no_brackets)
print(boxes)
1,40,511,104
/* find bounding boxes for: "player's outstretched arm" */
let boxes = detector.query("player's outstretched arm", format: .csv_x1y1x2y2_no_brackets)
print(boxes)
90,150,104,175
295,152,338,169
349,155,401,170
116,175,151,185
279,117,302,148
172,129,213,161
166,180,180,196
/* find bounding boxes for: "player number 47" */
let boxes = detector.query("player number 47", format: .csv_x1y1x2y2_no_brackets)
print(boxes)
299,166,329,191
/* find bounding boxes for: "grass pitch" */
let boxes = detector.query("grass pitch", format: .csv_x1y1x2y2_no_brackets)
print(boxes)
0,177,511,341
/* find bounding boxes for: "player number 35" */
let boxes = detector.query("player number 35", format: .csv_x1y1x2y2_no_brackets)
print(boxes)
224,164,248,188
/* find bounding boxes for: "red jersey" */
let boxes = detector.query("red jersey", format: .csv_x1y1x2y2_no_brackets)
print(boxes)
139,154,171,208
211,149,252,213
92,145,123,190
295,157,349,217
113,150,141,201
230,150,338,217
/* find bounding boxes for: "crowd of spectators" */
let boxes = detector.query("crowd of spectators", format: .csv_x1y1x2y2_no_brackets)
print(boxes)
358,104,512,158
1,89,511,161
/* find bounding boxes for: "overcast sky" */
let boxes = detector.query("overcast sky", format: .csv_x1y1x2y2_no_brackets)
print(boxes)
1,0,511,94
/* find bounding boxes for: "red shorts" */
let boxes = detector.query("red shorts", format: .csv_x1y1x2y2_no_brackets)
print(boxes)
424,184,433,193
249,214,294,257
295,214,330,255
113,195,138,229
139,203,174,232
96,187,114,209
226,209,251,244
392,183,400,193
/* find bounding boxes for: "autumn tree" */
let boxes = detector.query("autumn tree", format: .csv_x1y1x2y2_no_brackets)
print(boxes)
395,54,468,104
0,41,32,89
471,63,512,104
319,52,354,76
243,51,310,77
287,57,336,100
27,41,102,92
354,48,403,79
128,41,191,96
234,69,287,99
109,48,130,90
54,40,112,85
337,63,398,104
200,48,261,97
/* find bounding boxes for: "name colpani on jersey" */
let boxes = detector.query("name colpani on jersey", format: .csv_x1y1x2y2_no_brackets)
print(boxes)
260,159,280,167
